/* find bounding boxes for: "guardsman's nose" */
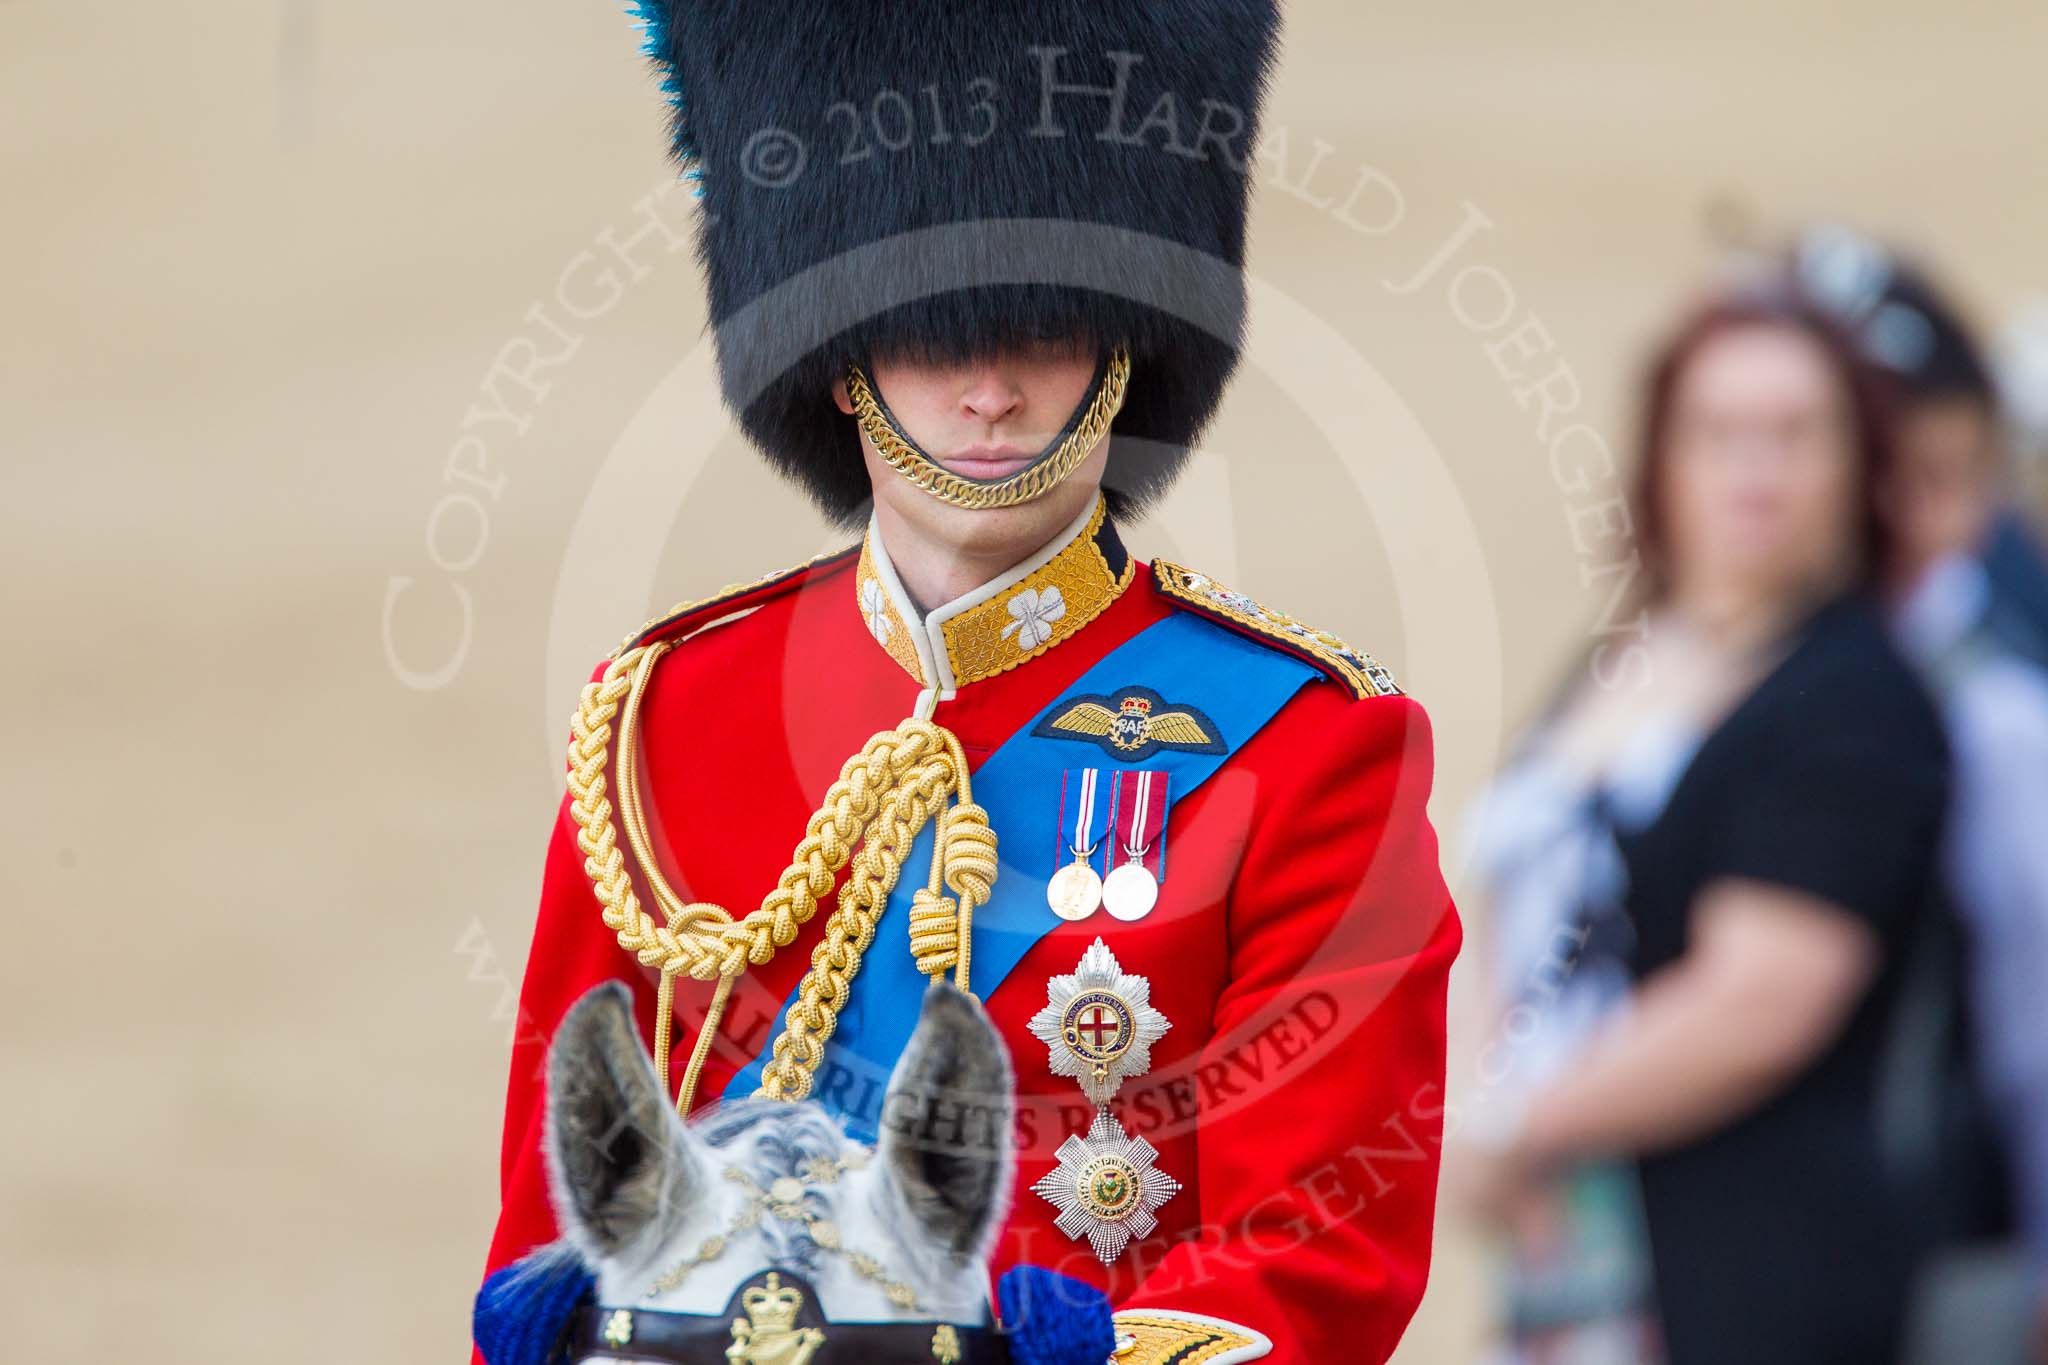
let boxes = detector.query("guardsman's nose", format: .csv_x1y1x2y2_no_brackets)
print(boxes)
959,371,1026,425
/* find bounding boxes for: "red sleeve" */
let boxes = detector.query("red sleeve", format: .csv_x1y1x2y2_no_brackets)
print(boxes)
1116,688,1461,1362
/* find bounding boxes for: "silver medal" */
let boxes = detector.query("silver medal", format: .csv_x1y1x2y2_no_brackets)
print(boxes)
1102,859,1158,921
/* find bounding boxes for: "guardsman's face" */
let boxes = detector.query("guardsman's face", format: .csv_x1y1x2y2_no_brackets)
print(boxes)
833,336,1112,564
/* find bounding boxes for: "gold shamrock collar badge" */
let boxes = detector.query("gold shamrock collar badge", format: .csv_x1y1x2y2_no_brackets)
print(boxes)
855,495,1134,692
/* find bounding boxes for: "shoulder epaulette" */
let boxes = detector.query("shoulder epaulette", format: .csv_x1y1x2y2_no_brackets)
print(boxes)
1152,559,1401,699
613,543,861,658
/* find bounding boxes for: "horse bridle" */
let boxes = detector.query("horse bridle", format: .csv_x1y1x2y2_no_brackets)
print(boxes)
564,1269,1011,1365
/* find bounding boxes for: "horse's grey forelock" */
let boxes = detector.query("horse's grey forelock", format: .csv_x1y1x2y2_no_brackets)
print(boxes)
693,1098,853,1277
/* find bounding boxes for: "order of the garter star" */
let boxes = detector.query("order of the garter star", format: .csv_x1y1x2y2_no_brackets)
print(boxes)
1028,939,1173,1106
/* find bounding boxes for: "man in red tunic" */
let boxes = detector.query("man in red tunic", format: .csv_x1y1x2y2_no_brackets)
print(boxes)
477,4,1460,1361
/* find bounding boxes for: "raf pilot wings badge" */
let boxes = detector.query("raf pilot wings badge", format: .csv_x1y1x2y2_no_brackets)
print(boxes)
1031,686,1227,761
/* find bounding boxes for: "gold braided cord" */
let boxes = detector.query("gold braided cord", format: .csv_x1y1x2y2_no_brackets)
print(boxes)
614,641,740,1094
908,805,995,985
759,730,998,1100
567,642,996,1110
846,347,1131,511
675,972,735,1116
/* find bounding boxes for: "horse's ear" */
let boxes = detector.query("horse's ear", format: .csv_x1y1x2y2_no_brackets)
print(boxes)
542,983,703,1268
878,984,1015,1260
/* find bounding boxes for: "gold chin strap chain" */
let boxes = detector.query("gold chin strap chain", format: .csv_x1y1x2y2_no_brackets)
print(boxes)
567,640,997,1110
846,346,1131,512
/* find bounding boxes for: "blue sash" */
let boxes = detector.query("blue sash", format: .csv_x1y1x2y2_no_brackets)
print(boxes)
720,610,1316,1137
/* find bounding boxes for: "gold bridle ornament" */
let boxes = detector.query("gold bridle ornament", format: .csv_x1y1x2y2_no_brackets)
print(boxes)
845,346,1131,511
567,626,998,1110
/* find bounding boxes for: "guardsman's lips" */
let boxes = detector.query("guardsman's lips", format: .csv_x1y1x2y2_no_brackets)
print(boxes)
944,443,1038,479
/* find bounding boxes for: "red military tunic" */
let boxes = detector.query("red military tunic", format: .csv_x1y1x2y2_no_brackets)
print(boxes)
480,496,1460,1363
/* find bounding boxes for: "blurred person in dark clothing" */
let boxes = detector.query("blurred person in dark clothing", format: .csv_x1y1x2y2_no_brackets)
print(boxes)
1985,513,2048,661
1460,285,1958,1365
1801,231,2048,1358
1796,225,2048,663
1884,426,2048,1365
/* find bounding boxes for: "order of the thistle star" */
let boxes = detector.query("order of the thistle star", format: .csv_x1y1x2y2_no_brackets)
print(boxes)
1028,937,1171,1106
1031,1106,1182,1266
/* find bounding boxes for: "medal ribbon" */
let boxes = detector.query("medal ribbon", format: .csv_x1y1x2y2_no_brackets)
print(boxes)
1107,769,1169,879
1055,767,1112,877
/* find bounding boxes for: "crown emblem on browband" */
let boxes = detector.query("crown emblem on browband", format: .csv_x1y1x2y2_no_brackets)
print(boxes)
729,1273,825,1365
741,1273,805,1328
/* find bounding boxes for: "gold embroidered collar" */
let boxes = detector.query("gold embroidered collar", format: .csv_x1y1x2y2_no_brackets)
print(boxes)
856,496,1134,693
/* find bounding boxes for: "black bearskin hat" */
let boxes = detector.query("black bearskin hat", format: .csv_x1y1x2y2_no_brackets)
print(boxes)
629,1,1282,524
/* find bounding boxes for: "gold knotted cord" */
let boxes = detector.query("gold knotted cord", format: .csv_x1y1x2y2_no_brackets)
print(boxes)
567,639,996,1109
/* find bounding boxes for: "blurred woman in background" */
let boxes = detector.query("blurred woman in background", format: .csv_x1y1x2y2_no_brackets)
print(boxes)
1462,284,1956,1365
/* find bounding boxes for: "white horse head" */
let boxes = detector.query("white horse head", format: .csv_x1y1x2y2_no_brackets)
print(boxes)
540,980,1015,1352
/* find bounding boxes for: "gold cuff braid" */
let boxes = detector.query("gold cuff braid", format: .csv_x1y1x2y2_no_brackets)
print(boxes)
1110,1312,1267,1364
566,640,996,1108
